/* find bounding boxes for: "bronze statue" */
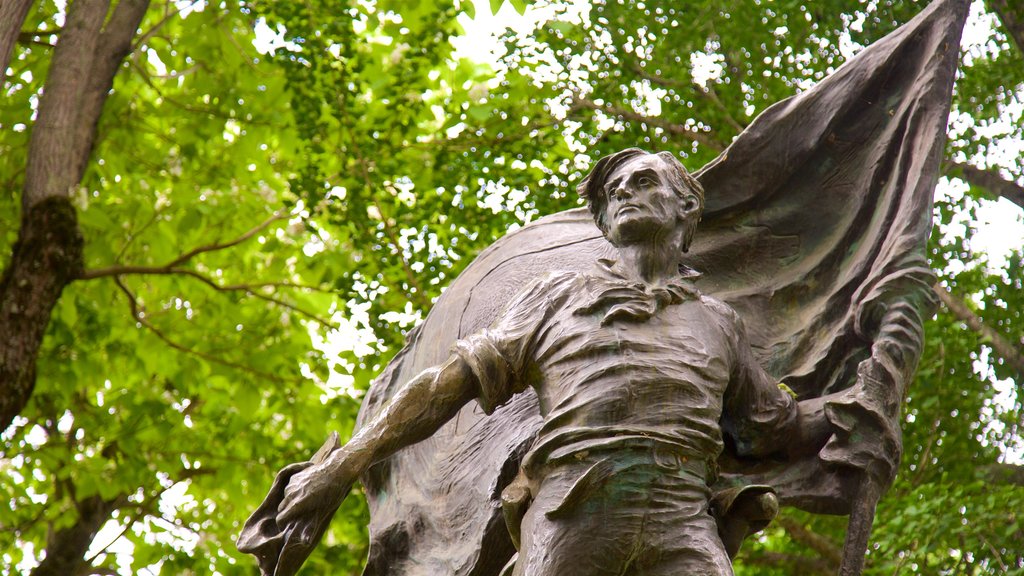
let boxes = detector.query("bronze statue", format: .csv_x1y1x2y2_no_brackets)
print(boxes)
238,1,970,574
244,149,879,575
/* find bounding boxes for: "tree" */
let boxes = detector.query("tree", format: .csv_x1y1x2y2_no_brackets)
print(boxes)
1,0,1021,574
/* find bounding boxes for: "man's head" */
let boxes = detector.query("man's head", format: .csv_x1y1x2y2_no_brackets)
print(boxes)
578,149,704,251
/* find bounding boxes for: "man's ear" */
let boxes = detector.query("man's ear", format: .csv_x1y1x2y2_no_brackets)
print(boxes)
680,195,700,219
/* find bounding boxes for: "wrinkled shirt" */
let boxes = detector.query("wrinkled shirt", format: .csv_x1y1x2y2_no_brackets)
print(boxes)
454,262,797,478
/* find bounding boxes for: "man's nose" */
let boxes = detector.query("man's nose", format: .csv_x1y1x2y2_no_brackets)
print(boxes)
613,184,633,200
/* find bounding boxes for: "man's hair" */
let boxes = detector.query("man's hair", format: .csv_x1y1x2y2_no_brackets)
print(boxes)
577,148,705,252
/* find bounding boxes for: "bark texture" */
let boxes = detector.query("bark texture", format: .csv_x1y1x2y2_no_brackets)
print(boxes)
0,198,83,428
0,0,34,85
0,0,150,430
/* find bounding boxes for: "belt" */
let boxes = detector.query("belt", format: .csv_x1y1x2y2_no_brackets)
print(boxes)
543,443,716,519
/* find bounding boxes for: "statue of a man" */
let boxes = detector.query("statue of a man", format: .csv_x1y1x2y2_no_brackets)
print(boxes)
263,148,870,575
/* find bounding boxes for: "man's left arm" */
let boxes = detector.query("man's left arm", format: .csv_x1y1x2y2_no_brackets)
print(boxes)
722,311,845,460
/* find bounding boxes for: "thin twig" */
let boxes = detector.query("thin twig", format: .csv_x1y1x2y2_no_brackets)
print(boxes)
83,466,213,567
80,211,286,279
132,0,192,50
115,207,163,261
83,518,135,565
350,144,431,310
172,268,336,327
83,265,332,293
981,534,1009,572
113,277,296,383
128,57,276,126
166,211,287,268
572,97,726,152
627,61,748,134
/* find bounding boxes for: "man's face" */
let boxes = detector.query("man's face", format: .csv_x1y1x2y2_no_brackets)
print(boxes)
602,155,695,246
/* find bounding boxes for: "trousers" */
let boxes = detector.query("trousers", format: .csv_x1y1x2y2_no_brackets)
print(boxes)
511,448,733,576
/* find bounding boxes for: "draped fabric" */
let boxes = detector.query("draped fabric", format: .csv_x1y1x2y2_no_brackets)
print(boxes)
571,259,701,326
354,1,969,574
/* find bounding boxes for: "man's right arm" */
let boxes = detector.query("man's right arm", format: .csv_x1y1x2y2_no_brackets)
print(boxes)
342,354,477,472
277,354,477,523
277,272,573,524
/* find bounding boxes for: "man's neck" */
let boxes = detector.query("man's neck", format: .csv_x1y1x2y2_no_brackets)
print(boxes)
614,240,682,285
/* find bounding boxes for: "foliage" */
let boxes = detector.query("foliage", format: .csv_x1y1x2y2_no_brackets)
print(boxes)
1,0,1022,574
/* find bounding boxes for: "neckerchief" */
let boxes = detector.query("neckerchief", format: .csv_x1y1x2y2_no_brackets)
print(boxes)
574,258,701,326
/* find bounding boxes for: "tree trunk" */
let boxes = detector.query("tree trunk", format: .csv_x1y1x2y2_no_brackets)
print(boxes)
29,494,123,576
0,0,150,430
0,199,83,428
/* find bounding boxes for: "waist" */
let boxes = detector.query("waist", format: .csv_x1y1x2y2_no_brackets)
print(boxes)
524,433,719,484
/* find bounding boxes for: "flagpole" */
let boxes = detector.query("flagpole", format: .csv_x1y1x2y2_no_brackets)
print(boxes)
838,475,881,575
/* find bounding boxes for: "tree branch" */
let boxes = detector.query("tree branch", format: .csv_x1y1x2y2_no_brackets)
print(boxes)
133,0,194,50
933,282,1024,378
740,550,833,575
81,466,212,571
168,211,287,268
79,211,287,279
80,211,337,326
83,265,329,294
946,160,1024,211
776,516,843,569
571,98,726,152
0,0,34,85
987,0,1024,54
977,462,1024,486
16,34,56,48
170,268,337,328
113,276,298,384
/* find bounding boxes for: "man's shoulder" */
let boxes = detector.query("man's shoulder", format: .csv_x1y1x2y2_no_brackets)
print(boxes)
697,293,744,331
506,270,586,311
532,269,588,295
546,269,588,284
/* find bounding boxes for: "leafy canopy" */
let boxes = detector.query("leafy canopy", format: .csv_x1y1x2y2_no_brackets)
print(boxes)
1,0,1021,574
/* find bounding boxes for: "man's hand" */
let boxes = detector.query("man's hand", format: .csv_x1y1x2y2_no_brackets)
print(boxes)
821,358,902,489
277,449,360,527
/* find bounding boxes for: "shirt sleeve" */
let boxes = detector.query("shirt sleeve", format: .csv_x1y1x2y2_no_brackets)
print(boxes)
453,272,576,415
720,306,799,457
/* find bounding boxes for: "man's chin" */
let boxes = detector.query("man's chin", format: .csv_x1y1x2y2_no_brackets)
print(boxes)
608,222,672,245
